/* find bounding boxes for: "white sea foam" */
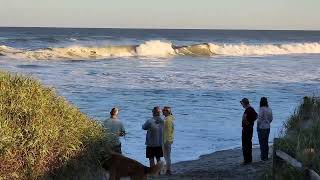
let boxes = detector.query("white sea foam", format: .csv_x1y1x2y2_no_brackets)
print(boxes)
0,45,136,60
136,40,175,57
1,41,320,60
208,42,320,56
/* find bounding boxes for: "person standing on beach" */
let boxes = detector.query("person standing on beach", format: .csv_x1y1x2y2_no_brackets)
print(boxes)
103,107,126,154
162,106,175,175
142,106,164,167
257,97,273,161
240,98,257,164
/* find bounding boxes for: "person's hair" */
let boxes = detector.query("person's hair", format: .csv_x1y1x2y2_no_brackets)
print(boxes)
163,106,172,115
260,97,269,107
110,107,119,116
240,98,250,106
152,106,161,115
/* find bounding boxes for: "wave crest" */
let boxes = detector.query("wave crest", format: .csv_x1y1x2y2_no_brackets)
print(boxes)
208,42,320,56
1,41,320,60
136,40,175,57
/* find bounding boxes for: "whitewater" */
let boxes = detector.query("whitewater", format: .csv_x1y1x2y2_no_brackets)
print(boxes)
1,28,320,165
1,40,320,60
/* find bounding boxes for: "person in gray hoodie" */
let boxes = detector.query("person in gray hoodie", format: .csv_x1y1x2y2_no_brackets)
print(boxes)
142,106,164,167
257,97,273,161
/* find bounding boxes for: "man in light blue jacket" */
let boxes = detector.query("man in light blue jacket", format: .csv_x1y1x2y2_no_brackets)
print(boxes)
142,106,164,167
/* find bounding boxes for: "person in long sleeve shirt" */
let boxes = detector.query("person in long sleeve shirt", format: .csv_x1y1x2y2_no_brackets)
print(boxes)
162,106,175,175
240,98,257,164
103,107,125,154
257,97,273,161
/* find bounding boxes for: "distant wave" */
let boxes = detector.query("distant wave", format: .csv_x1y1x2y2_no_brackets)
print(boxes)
1,36,80,43
1,40,320,60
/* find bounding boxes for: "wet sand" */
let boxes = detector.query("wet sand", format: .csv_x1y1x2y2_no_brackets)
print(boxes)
151,147,272,180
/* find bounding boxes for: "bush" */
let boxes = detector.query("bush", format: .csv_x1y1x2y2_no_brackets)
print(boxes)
276,96,320,179
0,71,115,179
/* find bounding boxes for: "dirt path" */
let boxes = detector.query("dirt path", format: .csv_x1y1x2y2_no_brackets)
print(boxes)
151,147,272,180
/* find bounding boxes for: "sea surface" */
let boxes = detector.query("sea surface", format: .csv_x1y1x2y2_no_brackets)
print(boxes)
1,27,320,165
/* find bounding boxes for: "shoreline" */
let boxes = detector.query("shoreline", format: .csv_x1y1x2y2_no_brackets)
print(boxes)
152,147,272,180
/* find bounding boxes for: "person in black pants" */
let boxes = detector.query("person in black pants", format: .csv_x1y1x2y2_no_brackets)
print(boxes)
240,98,258,165
257,97,273,161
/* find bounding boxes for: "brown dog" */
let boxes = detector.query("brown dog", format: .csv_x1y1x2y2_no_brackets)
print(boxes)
102,152,164,180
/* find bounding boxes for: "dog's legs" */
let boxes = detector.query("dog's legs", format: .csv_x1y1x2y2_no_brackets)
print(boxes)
103,171,110,180
109,168,116,180
115,175,121,180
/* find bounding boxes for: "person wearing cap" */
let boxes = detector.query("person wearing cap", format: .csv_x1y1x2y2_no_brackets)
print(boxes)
142,106,164,167
103,107,126,154
240,98,257,164
162,106,175,175
257,97,273,161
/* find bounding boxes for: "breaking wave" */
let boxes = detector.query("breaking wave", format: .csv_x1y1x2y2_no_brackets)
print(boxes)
1,40,320,60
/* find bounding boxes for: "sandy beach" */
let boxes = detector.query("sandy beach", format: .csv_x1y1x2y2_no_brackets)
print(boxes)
152,147,272,180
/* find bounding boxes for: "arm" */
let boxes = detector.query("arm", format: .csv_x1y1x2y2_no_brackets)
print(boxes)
269,109,273,123
242,113,249,126
258,108,263,121
119,122,126,137
163,120,169,144
247,109,257,124
258,108,266,123
142,120,151,130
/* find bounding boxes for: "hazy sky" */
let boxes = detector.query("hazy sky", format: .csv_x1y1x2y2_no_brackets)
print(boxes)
0,0,319,30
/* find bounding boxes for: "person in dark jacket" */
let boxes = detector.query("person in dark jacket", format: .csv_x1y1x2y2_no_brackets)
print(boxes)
240,98,258,164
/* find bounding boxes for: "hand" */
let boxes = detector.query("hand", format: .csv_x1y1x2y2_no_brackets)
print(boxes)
119,131,126,137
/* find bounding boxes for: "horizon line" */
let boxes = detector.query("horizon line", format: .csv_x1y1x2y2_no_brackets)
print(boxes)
0,26,319,32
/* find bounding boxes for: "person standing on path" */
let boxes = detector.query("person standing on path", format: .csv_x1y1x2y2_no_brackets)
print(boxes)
162,106,175,175
142,106,164,167
240,98,258,164
103,107,126,154
257,97,273,161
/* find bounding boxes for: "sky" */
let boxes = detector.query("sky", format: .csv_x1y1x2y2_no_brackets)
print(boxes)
0,0,319,30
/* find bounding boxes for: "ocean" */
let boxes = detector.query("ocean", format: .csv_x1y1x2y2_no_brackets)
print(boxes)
1,27,320,165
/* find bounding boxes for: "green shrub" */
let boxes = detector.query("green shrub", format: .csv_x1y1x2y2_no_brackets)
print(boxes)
0,71,115,179
276,96,320,178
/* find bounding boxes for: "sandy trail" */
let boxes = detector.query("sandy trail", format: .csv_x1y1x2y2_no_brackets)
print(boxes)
151,147,272,180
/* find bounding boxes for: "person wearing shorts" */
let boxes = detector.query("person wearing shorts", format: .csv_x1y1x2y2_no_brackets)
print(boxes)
142,106,164,167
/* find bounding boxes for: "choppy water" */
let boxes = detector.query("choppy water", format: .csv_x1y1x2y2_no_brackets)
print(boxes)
1,27,320,164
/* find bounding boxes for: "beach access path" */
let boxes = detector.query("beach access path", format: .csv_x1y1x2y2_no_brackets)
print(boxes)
152,147,272,180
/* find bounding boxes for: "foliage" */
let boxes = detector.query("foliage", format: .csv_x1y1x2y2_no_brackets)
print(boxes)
275,96,320,179
0,71,115,179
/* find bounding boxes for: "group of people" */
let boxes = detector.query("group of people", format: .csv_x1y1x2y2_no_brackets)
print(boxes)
103,106,175,175
102,96,273,176
240,97,273,164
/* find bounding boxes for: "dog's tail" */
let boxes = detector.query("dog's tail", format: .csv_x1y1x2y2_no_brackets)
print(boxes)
145,161,164,175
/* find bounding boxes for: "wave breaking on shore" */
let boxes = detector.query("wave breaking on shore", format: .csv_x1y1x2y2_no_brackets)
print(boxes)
1,40,320,60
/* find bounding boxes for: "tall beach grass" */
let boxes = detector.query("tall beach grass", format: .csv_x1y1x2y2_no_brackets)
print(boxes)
0,71,115,179
275,96,320,179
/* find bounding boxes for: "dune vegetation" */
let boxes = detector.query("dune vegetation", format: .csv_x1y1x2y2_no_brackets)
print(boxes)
274,96,320,179
0,71,115,179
